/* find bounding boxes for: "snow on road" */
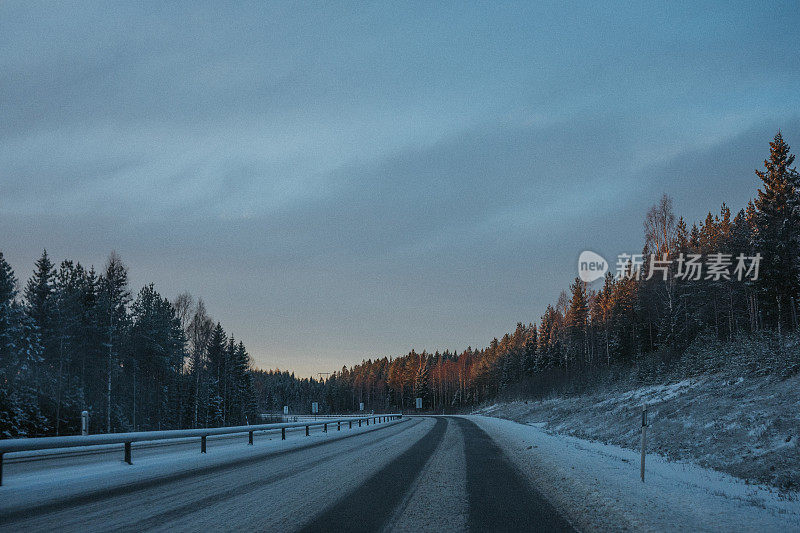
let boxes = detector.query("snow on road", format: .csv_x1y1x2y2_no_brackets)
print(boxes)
387,419,468,532
4,414,794,532
0,416,570,532
0,417,414,529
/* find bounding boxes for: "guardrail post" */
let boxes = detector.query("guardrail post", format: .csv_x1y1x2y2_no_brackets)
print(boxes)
324,423,327,433
305,425,309,436
282,428,286,440
337,421,340,431
366,418,369,426
124,442,132,465
201,435,207,453
349,420,352,429
358,419,361,427
249,431,254,445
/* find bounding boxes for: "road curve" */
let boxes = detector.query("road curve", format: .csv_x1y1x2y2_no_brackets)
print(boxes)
0,417,573,532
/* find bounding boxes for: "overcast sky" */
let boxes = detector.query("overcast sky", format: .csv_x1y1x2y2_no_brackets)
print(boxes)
2,1,799,377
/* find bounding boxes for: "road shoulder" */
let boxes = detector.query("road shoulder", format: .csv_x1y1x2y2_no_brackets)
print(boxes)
467,415,800,532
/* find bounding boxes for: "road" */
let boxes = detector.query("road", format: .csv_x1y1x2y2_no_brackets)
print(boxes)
0,417,574,532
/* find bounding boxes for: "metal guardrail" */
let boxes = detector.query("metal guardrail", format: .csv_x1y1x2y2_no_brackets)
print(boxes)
0,414,402,485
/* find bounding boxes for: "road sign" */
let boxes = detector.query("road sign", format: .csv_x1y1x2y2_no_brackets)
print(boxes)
283,405,288,415
312,402,319,414
416,397,422,409
359,402,364,411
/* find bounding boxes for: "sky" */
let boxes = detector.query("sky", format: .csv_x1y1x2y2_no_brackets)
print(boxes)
2,1,799,377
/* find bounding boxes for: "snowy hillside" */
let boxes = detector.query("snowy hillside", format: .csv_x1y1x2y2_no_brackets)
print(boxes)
477,334,800,493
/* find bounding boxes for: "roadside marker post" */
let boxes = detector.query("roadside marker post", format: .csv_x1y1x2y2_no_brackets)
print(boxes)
640,405,647,482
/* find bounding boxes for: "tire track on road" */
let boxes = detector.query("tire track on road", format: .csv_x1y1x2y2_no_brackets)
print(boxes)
298,417,448,533
454,417,574,532
125,418,424,532
0,419,410,528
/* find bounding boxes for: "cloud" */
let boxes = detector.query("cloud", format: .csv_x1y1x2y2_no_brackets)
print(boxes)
1,1,800,375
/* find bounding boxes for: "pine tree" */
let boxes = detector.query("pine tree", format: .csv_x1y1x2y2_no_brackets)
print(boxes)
565,277,589,366
25,250,55,334
0,252,46,437
206,323,227,426
229,341,253,424
51,260,86,434
413,354,429,406
0,251,17,304
752,132,800,330
674,217,689,255
97,252,131,433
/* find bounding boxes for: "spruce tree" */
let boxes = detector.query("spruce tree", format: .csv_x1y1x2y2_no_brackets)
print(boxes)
565,277,589,366
206,323,227,426
753,132,800,330
98,252,131,432
0,252,46,437
0,251,17,305
25,250,55,329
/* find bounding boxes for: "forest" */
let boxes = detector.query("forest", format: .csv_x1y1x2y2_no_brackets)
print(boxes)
0,251,257,437
2,132,798,436
250,132,800,414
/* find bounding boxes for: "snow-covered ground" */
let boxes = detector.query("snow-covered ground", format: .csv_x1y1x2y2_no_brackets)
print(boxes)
477,371,800,492
4,411,799,531
470,415,800,532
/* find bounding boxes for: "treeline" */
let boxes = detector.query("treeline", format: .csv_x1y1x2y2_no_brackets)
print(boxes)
254,131,800,413
4,132,798,429
0,252,258,437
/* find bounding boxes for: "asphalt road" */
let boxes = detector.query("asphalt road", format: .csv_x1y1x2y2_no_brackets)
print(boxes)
0,417,574,532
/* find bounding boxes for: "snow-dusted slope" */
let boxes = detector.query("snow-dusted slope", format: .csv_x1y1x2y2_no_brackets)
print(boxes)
470,415,800,532
477,371,800,492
